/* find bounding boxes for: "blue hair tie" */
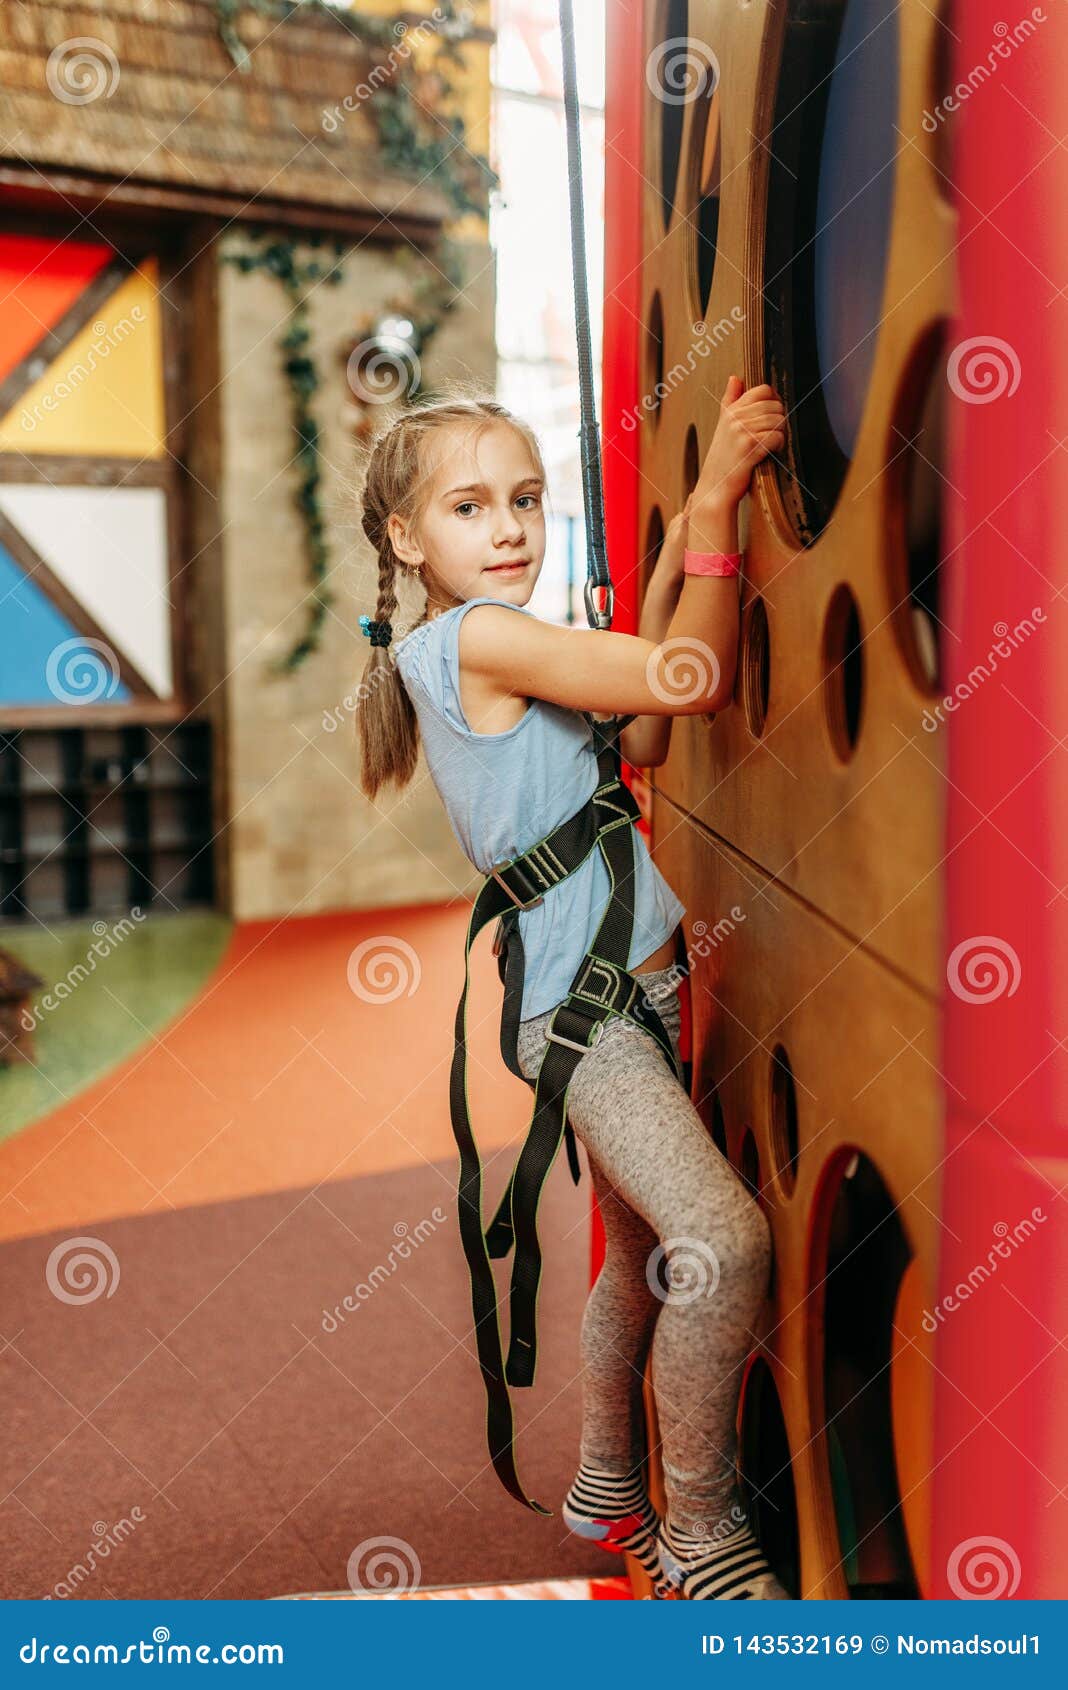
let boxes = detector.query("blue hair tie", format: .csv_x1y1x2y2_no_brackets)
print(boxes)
359,614,393,648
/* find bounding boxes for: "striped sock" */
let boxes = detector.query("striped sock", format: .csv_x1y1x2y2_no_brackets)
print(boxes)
562,1463,667,1591
657,1510,791,1600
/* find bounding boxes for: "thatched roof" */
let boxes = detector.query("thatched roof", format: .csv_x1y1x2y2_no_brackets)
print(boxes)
0,0,456,230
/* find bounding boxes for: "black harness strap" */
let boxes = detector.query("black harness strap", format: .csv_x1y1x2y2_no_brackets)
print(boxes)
448,732,689,1513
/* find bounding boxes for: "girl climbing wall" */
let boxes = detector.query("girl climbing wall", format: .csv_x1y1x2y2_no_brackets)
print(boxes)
354,378,789,1600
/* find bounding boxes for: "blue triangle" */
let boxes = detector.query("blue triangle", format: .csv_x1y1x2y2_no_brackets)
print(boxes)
0,540,132,705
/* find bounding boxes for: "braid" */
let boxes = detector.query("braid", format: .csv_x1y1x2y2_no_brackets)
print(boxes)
355,494,421,799
374,535,400,630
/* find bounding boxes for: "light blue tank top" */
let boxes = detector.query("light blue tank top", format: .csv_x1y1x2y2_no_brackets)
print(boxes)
392,595,686,1020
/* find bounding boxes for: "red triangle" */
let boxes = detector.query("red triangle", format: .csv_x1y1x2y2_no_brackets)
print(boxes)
0,233,113,387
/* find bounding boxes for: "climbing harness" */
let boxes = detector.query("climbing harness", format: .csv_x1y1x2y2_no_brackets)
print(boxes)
445,0,693,1517
449,748,692,1516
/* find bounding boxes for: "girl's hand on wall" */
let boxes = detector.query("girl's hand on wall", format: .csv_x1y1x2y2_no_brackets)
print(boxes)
694,375,786,511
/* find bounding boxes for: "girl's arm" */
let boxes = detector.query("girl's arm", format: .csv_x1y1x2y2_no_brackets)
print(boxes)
459,377,783,722
619,496,697,769
617,508,688,768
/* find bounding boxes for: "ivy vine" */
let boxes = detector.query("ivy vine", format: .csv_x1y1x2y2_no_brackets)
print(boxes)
213,0,497,219
221,235,347,675
213,2,498,674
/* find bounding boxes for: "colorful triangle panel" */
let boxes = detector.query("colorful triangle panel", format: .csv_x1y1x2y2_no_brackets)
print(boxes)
0,541,132,706
0,233,113,388
0,259,166,459
0,484,171,696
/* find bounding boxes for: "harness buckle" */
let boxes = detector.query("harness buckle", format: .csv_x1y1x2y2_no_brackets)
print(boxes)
572,954,638,1014
490,864,544,909
546,1019,605,1055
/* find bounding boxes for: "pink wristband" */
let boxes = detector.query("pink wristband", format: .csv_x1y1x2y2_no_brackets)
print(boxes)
683,547,741,578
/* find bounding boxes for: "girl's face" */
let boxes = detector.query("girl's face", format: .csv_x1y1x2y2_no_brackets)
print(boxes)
389,421,546,613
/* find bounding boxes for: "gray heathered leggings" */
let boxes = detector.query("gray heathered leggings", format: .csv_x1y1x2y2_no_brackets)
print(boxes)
515,964,773,1536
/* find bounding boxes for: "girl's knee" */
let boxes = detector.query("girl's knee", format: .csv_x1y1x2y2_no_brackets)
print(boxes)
666,1193,771,1291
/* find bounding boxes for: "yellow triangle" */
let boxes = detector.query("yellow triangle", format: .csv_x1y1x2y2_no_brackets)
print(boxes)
0,258,166,459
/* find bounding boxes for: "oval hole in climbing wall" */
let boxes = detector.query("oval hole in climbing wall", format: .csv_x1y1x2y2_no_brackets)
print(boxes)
814,1149,920,1598
822,582,864,761
738,1357,801,1597
762,0,900,543
888,320,947,696
654,0,703,233
645,290,665,426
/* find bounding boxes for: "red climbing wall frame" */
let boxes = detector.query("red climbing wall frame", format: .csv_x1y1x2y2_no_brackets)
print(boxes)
599,0,1067,1599
929,0,1068,1603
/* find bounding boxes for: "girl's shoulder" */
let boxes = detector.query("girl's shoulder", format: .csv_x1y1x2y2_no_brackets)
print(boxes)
393,595,535,677
395,594,534,649
393,596,542,740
